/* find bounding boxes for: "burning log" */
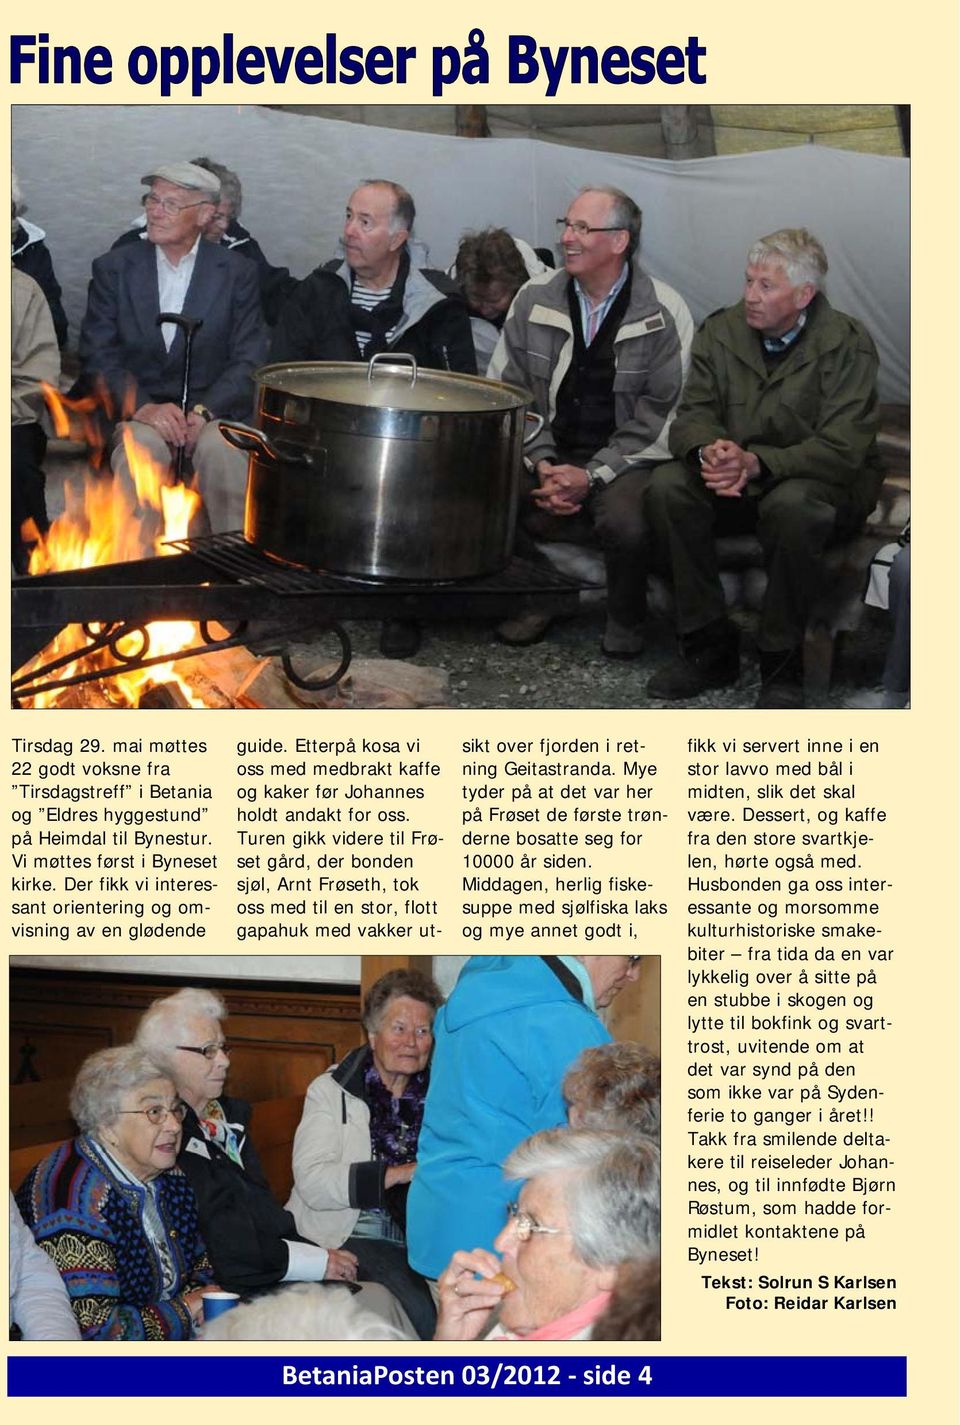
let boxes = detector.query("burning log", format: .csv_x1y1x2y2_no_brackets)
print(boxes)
137,681,192,709
40,682,117,711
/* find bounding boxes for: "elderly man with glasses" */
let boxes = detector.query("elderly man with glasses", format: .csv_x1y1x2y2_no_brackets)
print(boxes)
110,157,297,326
489,185,693,657
78,161,267,534
434,1128,660,1341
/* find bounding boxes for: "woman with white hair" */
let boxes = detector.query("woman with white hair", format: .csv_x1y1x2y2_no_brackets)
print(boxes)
434,1128,659,1341
15,1045,214,1339
135,987,359,1297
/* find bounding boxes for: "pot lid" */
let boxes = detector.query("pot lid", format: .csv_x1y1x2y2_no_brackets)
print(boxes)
255,357,531,414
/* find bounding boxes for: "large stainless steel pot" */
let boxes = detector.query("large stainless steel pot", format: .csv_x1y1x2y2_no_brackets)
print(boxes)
221,354,538,582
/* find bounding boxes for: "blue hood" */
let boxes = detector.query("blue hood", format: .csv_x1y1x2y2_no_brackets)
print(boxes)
441,955,584,1033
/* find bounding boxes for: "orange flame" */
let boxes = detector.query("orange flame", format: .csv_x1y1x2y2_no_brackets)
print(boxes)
41,381,117,470
17,421,210,709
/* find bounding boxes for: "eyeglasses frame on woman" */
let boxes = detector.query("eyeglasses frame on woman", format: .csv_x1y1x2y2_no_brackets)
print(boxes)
176,1041,230,1060
115,1102,189,1126
505,1200,568,1242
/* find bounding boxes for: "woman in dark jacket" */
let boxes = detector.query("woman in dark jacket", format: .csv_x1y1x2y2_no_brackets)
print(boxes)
135,986,358,1296
12,172,68,348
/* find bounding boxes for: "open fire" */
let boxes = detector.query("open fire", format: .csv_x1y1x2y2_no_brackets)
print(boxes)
13,391,588,711
17,388,211,709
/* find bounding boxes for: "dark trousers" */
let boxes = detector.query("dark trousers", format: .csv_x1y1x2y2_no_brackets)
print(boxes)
647,461,868,651
515,463,654,628
345,1234,437,1340
12,423,49,574
882,544,910,694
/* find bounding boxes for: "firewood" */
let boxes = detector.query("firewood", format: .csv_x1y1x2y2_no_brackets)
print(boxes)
235,659,304,710
138,681,191,709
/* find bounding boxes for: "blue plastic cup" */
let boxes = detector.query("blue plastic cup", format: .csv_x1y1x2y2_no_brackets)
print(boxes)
202,1291,241,1321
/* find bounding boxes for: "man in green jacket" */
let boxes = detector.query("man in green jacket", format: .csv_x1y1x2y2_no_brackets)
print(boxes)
646,228,883,708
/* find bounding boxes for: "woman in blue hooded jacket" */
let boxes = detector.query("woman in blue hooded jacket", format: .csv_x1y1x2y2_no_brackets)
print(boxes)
407,955,640,1279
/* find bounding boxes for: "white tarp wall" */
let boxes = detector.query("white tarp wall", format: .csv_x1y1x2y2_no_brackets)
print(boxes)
13,106,909,403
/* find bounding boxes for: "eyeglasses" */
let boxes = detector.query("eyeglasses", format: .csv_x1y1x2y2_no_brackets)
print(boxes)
141,193,210,217
176,1041,230,1060
505,1200,565,1242
117,1102,188,1126
556,219,625,237
383,1022,433,1040
628,956,642,965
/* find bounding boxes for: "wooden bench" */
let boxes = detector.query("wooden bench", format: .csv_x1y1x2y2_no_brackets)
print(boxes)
10,1138,67,1193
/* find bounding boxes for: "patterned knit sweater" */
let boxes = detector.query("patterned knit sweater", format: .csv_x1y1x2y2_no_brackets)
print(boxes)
15,1136,213,1340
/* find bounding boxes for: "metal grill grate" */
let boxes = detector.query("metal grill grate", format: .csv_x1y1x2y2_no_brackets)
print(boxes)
162,532,332,594
163,532,589,598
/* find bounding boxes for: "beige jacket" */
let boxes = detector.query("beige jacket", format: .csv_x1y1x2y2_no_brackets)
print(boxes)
12,268,59,426
286,1054,375,1248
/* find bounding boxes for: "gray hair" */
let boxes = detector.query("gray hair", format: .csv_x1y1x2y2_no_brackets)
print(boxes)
358,178,415,235
747,228,828,291
190,157,242,215
563,1043,661,1141
505,1127,660,1268
200,1282,410,1342
362,969,444,1035
578,185,642,259
12,169,24,218
69,1045,171,1136
135,987,226,1072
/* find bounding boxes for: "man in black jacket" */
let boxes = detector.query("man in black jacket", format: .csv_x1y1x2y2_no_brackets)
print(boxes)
270,179,475,375
271,178,476,657
110,156,297,326
79,161,267,534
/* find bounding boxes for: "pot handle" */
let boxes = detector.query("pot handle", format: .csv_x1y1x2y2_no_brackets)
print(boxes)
219,422,282,462
523,410,545,445
367,351,418,387
219,422,317,469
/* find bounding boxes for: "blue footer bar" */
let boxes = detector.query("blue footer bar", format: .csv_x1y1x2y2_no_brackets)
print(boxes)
8,1354,907,1397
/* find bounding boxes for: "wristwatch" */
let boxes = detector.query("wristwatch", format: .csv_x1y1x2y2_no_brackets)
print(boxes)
192,404,214,423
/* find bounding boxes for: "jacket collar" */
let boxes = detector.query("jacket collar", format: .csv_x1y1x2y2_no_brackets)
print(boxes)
12,218,46,256
79,1133,150,1211
714,292,840,380
333,253,448,338
331,1043,372,1096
